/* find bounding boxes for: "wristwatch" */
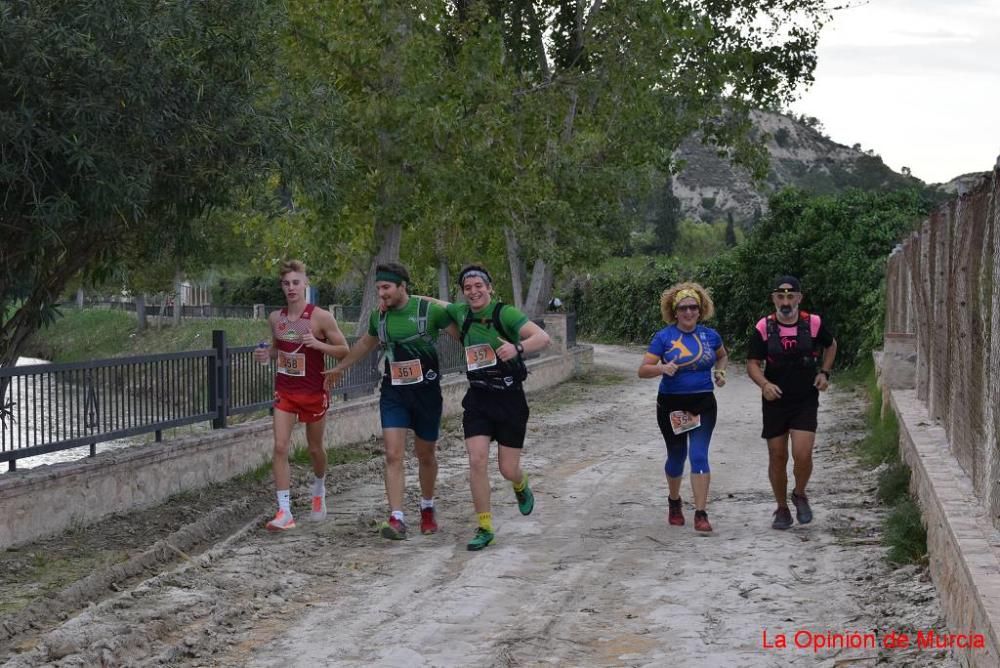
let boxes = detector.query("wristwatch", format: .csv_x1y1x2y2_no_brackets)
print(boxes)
515,343,525,355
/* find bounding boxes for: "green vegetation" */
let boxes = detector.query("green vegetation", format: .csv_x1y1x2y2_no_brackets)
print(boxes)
21,310,271,362
851,368,927,567
574,187,934,364
1,0,337,368
21,307,365,363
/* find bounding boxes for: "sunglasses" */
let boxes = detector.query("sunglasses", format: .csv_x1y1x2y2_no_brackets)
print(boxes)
675,304,700,312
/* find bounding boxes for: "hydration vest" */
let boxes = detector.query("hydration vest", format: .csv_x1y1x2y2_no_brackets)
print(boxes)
460,302,528,390
766,311,816,370
376,298,438,382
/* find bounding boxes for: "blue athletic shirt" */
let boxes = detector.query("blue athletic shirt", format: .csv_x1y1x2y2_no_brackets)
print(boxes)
647,324,723,395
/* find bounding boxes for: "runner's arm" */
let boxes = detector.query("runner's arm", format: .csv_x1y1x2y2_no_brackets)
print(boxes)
412,295,450,308
312,310,350,360
328,333,379,373
442,321,461,342
253,313,280,361
638,353,673,378
497,320,549,362
747,358,782,400
713,345,729,387
814,337,837,390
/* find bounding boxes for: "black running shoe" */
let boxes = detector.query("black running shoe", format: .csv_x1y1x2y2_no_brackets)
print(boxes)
772,506,793,530
791,491,813,524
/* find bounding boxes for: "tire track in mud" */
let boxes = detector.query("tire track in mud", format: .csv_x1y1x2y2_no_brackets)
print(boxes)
2,346,958,667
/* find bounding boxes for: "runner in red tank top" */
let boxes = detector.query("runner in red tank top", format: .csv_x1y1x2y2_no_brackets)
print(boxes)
253,260,349,531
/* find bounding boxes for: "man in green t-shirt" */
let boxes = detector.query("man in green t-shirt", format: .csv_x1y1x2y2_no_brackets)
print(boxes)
442,264,551,551
323,262,457,540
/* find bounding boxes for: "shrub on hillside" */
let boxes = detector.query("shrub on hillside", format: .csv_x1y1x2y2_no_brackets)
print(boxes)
571,258,680,343
698,187,933,364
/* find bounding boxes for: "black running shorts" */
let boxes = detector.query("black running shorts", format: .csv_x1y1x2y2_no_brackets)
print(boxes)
761,392,819,439
461,386,530,449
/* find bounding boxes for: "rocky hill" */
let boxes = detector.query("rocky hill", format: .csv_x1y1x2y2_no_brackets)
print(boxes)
671,110,927,225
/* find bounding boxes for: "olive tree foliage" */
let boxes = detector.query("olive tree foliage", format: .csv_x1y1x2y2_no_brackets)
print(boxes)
0,1,338,367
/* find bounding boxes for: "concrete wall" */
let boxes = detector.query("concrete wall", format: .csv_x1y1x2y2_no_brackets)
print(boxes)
877,344,1000,666
0,346,592,550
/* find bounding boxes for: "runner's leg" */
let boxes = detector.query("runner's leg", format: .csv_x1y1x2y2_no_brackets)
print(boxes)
272,409,297,493
789,429,816,496
414,436,438,501
305,417,327,478
383,428,408,513
767,434,790,507
466,435,492,514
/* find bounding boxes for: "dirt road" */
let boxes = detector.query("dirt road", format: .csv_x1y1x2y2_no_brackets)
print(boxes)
2,345,955,667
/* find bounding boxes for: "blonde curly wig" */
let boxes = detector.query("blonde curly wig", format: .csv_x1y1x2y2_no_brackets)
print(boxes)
659,282,715,324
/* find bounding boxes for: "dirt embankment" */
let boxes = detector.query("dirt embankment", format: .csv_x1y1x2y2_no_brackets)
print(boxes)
1,345,956,667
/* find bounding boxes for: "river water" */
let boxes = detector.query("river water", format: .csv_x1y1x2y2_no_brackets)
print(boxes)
1,357,134,472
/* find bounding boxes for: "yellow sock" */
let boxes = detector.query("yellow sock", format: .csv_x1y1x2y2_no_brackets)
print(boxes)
512,474,528,493
477,512,493,532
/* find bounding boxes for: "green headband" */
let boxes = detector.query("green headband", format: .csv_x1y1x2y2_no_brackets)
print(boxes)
375,271,406,285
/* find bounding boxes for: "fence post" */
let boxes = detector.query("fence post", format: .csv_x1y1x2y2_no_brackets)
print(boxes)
211,329,229,429
254,303,266,319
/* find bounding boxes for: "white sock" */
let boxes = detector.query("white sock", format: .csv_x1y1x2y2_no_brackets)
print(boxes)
420,498,434,510
311,476,326,497
277,490,291,513
391,510,405,523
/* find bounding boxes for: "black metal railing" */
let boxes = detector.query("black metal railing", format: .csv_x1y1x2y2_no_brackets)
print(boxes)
1,350,217,468
0,328,519,470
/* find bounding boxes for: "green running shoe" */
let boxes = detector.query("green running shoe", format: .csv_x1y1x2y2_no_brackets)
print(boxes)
466,527,495,551
515,482,535,516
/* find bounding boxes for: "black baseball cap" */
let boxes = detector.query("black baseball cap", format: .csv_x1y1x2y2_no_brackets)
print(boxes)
772,275,801,292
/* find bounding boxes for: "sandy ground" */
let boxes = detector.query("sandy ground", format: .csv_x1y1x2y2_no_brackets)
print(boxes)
1,345,958,667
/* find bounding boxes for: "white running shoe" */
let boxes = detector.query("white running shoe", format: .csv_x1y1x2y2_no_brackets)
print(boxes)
310,495,328,521
266,509,296,531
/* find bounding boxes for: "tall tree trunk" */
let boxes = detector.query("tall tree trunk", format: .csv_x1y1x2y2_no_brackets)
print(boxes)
523,258,554,317
435,227,450,300
437,259,450,301
504,225,526,309
172,273,183,326
359,222,402,326
76,287,85,309
136,294,147,332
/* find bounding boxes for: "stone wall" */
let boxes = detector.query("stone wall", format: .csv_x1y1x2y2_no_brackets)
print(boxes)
0,346,592,550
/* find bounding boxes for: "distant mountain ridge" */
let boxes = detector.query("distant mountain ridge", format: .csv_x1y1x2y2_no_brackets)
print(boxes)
671,110,933,226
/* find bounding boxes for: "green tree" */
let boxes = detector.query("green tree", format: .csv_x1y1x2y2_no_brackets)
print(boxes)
700,188,935,362
0,1,337,366
259,0,832,318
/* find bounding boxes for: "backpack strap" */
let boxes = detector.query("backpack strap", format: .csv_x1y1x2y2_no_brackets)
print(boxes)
766,312,815,366
377,298,434,363
460,302,503,345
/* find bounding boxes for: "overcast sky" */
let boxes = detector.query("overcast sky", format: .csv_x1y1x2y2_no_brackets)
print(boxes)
789,0,1000,184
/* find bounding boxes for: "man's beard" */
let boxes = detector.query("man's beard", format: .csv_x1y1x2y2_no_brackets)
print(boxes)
779,305,795,317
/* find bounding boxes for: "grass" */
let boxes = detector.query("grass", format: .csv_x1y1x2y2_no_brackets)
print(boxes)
885,498,928,565
855,373,902,468
851,363,928,566
22,307,359,362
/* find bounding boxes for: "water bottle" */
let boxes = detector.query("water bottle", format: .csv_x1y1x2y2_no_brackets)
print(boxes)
256,341,271,365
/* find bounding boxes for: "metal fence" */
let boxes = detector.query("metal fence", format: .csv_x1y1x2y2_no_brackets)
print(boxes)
883,167,1000,526
0,331,473,470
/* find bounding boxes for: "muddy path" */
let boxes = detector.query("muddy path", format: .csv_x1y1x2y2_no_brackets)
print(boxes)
1,345,956,667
